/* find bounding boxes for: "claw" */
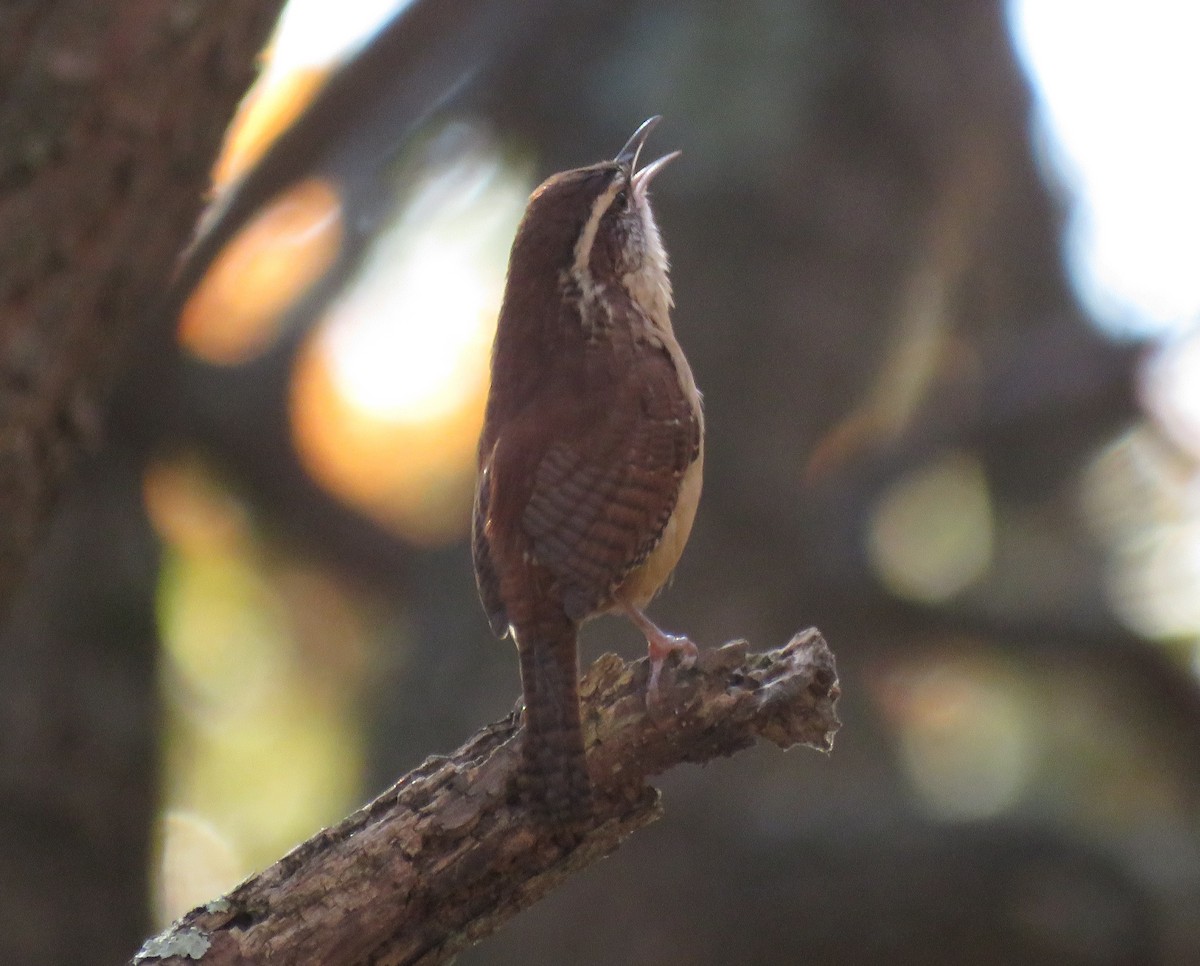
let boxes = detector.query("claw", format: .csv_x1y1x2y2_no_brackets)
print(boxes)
622,604,697,698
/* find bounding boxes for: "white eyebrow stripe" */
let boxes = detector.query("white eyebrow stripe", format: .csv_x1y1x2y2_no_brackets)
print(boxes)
570,175,625,291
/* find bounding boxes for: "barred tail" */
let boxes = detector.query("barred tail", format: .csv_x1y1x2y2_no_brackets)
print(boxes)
513,607,591,821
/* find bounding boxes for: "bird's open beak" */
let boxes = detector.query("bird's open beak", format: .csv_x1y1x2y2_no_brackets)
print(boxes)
615,116,681,195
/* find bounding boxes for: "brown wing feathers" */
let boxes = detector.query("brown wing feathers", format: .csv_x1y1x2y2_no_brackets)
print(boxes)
471,461,508,637
522,387,693,621
472,345,694,818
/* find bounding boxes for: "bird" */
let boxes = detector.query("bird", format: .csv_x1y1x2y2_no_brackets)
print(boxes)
472,117,704,820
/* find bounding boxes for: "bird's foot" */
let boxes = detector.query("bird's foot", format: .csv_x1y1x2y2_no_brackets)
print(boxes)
647,630,698,696
622,604,697,698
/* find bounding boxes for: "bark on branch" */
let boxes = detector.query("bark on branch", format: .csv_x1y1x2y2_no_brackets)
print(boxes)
134,629,840,966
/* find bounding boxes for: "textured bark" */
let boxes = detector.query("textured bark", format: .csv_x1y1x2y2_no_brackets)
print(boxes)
0,0,285,611
0,3,285,960
0,452,159,965
133,630,840,965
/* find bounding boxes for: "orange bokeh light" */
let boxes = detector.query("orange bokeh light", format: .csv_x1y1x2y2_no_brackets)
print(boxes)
289,329,487,545
143,454,250,555
212,66,328,192
178,177,343,366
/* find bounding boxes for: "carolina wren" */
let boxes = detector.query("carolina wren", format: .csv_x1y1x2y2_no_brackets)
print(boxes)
473,117,703,817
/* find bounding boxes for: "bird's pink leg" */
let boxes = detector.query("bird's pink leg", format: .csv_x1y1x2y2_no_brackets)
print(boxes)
622,604,697,696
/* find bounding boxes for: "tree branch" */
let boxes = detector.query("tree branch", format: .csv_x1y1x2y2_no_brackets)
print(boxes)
134,629,840,965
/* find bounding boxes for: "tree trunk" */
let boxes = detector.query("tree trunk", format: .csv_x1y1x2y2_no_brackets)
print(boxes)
0,3,284,959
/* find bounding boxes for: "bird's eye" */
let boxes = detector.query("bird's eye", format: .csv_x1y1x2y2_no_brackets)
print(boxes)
614,187,628,208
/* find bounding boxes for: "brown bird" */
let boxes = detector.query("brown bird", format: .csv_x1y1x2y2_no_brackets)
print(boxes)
472,117,704,818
